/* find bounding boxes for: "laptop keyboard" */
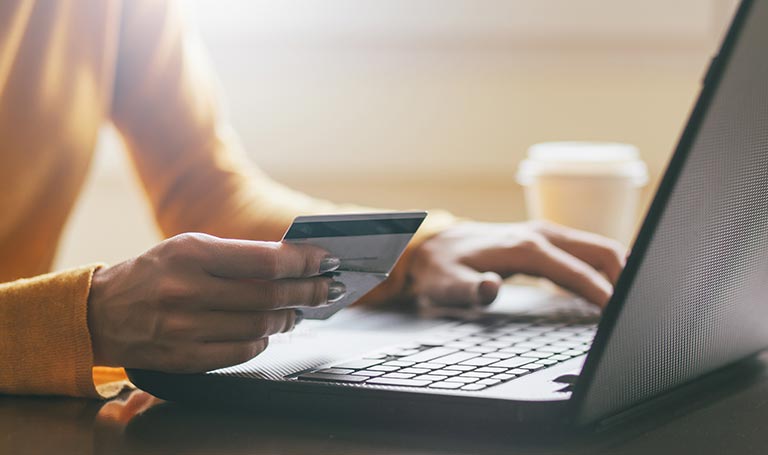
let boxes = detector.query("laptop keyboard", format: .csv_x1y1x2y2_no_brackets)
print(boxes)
297,318,596,392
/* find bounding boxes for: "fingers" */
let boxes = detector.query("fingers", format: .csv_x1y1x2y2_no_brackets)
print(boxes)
169,233,336,279
533,221,626,283
419,264,503,307
166,309,297,342
193,276,344,311
526,241,614,307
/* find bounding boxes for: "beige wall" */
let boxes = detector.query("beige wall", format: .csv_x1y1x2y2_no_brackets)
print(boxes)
54,1,738,270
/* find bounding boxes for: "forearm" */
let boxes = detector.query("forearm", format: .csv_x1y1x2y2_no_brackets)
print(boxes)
110,0,459,305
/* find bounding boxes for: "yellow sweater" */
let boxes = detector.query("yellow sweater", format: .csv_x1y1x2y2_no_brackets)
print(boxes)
0,0,454,398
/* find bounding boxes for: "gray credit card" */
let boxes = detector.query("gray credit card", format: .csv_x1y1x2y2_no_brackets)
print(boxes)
282,211,427,319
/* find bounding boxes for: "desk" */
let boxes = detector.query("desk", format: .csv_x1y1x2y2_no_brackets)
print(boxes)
3,353,768,455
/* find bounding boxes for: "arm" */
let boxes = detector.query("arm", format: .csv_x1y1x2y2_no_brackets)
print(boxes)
109,0,456,304
108,1,622,312
92,0,623,384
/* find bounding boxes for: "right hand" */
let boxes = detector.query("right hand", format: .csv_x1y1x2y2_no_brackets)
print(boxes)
87,233,344,373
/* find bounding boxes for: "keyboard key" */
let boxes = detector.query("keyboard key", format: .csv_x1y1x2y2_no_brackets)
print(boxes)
413,374,448,382
444,365,475,372
508,368,530,375
335,359,383,370
550,341,584,349
382,372,415,379
494,335,527,344
553,329,581,336
400,347,458,363
550,354,571,361
528,336,559,345
515,342,546,349
563,339,592,346
538,345,570,354
492,373,515,381
445,376,479,384
536,332,568,339
413,363,443,370
483,352,516,360
465,346,497,354
460,357,497,367
482,341,513,349
461,384,487,391
520,351,553,359
318,368,354,375
478,378,502,386
537,359,559,366
520,326,551,333
499,347,528,354
368,378,431,387
383,360,415,367
563,350,588,356
429,381,464,390
476,367,506,373
491,357,534,368
299,373,368,383
457,336,484,344
567,324,597,333
369,365,400,372
399,368,430,375
431,352,478,365
432,369,461,376
461,371,493,379
519,363,546,371
352,370,384,377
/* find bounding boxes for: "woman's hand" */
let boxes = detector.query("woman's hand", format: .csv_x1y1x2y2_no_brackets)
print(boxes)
87,233,344,373
409,221,626,308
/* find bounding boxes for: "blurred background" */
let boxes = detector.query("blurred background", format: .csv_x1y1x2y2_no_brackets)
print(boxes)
54,0,739,270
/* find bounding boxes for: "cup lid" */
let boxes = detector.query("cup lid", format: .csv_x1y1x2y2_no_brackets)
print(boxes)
517,142,649,186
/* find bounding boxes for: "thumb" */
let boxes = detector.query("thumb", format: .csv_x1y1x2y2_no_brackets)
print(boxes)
421,264,503,307
476,271,503,305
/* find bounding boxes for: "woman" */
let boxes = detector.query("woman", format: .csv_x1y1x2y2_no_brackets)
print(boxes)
0,0,624,398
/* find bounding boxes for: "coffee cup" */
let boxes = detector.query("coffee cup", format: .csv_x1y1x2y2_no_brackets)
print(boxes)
516,142,648,245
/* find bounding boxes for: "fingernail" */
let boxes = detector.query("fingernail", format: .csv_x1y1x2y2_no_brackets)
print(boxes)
477,280,499,306
319,257,341,274
294,310,304,325
327,281,346,303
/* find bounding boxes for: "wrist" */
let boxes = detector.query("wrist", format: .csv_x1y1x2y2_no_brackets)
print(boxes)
87,265,111,366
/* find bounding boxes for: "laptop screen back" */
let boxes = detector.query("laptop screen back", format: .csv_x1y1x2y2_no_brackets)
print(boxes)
573,0,768,425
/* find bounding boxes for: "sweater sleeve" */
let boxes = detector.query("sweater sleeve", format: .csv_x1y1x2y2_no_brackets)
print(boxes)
109,0,458,304
0,265,102,397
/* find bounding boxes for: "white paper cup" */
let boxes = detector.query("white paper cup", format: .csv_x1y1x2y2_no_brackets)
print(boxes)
517,142,648,244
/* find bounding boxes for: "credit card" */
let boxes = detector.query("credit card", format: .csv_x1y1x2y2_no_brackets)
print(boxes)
282,211,427,319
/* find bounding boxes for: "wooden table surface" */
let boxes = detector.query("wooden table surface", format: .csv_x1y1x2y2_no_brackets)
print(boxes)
3,351,768,454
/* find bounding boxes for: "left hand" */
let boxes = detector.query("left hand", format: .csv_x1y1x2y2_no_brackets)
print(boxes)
408,221,626,308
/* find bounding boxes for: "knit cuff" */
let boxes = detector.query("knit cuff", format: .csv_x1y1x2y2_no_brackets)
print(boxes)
0,264,103,397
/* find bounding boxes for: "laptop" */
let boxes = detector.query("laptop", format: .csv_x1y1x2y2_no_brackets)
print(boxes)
127,0,768,428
